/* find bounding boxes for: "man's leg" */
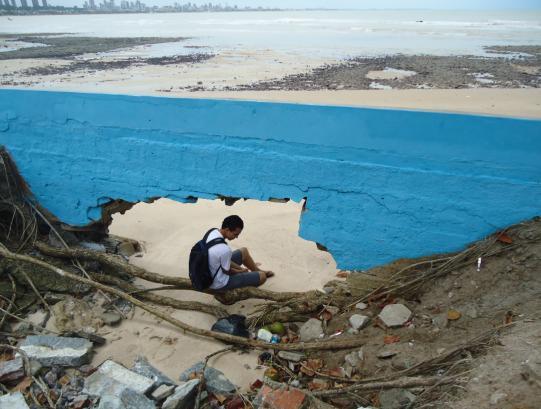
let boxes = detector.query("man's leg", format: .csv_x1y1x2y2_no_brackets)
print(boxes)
239,247,274,278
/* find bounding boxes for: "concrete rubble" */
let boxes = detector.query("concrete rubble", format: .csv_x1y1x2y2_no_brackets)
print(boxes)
277,351,305,362
179,361,236,395
349,314,370,330
0,391,30,409
299,318,324,341
132,355,176,389
379,388,416,409
378,304,412,328
19,335,93,366
0,357,25,383
84,359,155,395
151,384,176,401
162,379,199,409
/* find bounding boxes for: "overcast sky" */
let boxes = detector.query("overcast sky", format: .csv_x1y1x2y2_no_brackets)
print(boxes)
50,0,541,9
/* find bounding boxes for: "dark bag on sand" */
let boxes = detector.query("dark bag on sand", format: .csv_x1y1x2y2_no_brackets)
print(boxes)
189,228,226,291
211,314,250,338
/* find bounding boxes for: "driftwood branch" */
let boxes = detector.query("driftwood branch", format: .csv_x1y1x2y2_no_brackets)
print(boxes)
0,245,365,351
194,346,235,409
36,242,309,304
90,273,228,319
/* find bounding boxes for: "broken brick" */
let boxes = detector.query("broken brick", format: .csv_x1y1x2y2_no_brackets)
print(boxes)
257,385,306,409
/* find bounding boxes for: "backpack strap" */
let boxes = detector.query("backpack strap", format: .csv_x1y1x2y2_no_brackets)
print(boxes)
203,229,226,279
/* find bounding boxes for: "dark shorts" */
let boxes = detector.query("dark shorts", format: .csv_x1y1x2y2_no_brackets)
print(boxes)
218,249,261,291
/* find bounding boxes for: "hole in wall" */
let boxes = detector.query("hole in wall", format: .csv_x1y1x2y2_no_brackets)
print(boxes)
108,196,338,293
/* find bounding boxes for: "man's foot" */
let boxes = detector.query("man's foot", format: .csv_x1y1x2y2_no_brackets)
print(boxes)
264,271,275,278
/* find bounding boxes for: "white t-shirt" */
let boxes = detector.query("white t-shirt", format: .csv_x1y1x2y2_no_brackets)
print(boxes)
207,229,231,290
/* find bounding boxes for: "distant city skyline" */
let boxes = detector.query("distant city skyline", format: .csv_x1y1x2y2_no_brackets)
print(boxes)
18,0,541,9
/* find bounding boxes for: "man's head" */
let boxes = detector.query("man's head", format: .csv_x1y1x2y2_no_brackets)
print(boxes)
220,215,244,240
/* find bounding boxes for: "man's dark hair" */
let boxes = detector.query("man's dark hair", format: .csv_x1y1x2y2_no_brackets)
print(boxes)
222,215,244,230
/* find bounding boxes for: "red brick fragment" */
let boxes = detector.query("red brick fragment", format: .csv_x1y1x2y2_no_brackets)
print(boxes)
258,385,306,409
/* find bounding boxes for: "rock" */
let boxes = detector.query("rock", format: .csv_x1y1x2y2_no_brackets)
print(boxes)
377,348,398,359
97,388,155,409
80,242,107,252
52,297,103,333
277,351,305,363
0,391,30,409
349,314,370,330
44,368,59,387
179,362,236,395
26,310,50,329
299,318,323,341
255,385,306,409
78,364,96,376
391,356,417,371
29,360,42,376
489,391,507,406
48,230,78,247
379,388,416,409
344,351,360,367
132,355,176,389
323,305,339,316
84,360,154,396
117,240,137,257
71,395,90,409
355,302,368,310
101,312,122,326
347,328,359,335
19,335,93,366
0,357,25,383
378,304,412,328
162,379,199,409
322,287,334,294
151,384,176,401
432,313,448,329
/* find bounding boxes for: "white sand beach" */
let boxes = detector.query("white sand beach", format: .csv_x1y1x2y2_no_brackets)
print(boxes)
92,198,338,390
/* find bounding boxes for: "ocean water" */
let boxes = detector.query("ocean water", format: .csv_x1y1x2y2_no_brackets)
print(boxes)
1,10,540,59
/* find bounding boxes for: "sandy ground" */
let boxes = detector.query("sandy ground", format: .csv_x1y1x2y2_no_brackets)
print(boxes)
167,88,541,119
92,198,338,390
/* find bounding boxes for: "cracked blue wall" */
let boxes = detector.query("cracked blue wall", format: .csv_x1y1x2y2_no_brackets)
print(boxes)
1,89,540,269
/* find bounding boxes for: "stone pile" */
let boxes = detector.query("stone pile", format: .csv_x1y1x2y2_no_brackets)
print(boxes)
0,334,252,409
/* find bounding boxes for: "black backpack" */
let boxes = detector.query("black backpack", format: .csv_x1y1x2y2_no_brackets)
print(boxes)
188,228,226,291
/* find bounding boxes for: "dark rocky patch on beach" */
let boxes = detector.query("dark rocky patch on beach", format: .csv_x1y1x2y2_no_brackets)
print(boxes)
20,53,215,76
0,34,188,60
228,45,541,91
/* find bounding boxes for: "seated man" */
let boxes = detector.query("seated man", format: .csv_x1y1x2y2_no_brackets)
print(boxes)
208,215,274,291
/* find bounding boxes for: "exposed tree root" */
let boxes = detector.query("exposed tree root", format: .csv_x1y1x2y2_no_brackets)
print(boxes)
90,273,229,319
35,242,312,304
311,375,460,396
1,244,366,351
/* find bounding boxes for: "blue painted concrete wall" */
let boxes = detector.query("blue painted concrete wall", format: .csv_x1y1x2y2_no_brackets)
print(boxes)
1,89,540,269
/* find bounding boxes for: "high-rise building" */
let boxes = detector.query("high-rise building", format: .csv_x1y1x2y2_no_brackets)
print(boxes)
10,0,16,6
89,0,95,8
31,0,39,6
41,0,47,6
20,0,28,7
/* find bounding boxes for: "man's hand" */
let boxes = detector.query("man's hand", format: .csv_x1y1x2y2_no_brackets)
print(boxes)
230,266,249,274
229,262,249,274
